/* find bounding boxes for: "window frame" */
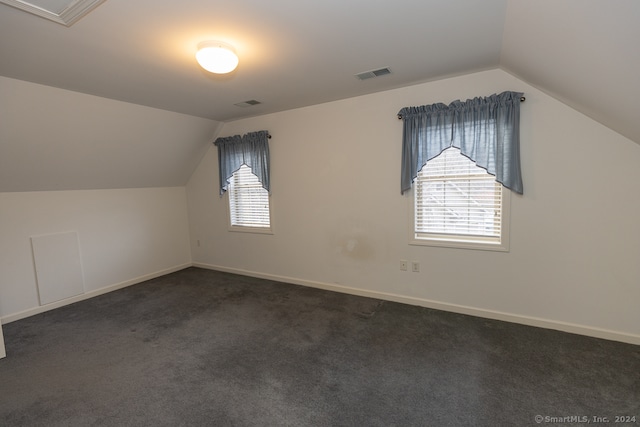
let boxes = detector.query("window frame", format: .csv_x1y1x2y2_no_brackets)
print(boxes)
409,150,510,252
226,164,273,235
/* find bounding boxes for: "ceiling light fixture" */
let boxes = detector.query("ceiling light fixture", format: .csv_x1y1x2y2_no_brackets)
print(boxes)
196,41,239,74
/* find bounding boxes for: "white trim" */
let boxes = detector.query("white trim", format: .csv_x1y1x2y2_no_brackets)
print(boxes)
224,191,274,235
193,262,640,346
0,0,106,26
409,161,511,253
226,165,272,233
1,263,191,325
3,261,638,346
228,225,274,235
0,323,5,358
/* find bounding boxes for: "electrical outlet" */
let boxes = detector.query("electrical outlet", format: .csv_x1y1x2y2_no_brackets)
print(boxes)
412,261,420,272
400,260,408,271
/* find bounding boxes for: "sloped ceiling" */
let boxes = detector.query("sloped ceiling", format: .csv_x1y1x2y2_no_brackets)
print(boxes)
501,0,640,146
0,0,638,192
0,0,507,122
0,76,220,192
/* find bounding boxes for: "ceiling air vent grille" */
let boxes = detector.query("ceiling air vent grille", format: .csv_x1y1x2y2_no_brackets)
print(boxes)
234,100,262,108
355,67,392,80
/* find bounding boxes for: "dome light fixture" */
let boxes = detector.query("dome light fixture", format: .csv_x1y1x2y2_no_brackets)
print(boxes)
196,41,239,74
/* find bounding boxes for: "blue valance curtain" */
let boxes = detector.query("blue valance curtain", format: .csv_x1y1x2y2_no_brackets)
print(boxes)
214,130,270,196
398,91,523,195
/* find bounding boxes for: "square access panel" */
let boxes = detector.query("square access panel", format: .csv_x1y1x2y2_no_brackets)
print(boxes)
0,0,105,26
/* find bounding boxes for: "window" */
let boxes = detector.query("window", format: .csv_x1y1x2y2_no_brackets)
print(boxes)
227,164,271,233
412,147,509,251
214,130,271,234
399,91,523,251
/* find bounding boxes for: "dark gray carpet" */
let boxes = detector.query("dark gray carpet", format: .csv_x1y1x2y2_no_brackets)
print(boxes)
1,267,638,426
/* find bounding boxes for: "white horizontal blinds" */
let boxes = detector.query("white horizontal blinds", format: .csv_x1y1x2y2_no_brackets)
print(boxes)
229,164,270,228
415,147,502,239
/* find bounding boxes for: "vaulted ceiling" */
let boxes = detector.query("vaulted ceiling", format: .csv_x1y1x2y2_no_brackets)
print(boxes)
1,0,639,146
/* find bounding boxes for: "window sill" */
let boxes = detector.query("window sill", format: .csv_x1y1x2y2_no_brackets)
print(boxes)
228,225,273,235
410,236,509,252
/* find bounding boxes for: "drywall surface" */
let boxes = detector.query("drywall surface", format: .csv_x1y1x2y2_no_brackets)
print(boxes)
187,69,640,343
0,76,220,192
0,187,191,320
31,231,85,305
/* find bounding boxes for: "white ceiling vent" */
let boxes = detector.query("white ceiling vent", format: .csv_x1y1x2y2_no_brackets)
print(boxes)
234,100,262,108
355,67,392,81
0,0,106,26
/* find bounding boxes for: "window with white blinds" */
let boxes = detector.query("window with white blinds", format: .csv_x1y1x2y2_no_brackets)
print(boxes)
228,164,271,231
413,147,509,250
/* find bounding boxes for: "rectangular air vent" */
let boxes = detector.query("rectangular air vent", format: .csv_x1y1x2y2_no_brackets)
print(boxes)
0,0,106,26
234,100,262,108
355,67,392,80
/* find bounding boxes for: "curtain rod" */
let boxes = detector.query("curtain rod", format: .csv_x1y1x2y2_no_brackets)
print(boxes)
213,133,271,143
397,96,526,120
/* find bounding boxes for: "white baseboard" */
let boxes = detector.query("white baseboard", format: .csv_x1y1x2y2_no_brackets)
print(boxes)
1,263,191,325
194,262,640,346
3,261,638,346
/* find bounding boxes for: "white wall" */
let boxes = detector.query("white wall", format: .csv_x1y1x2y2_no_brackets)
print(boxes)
187,69,640,344
0,76,218,332
0,187,192,322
